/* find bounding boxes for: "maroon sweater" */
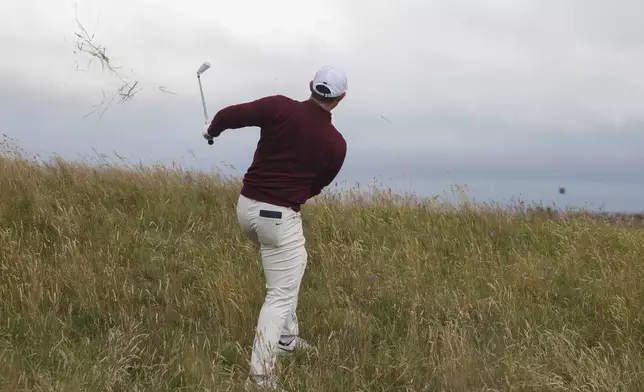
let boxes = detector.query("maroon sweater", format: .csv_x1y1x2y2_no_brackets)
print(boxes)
206,95,347,211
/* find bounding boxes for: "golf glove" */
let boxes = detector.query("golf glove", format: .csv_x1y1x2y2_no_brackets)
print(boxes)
203,124,213,141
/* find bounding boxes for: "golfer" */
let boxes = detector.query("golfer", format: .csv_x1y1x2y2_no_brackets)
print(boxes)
203,65,348,389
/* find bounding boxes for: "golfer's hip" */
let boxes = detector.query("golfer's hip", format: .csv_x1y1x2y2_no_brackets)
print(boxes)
237,194,303,249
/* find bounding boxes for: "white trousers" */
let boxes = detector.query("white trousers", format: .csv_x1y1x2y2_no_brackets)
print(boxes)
236,194,308,378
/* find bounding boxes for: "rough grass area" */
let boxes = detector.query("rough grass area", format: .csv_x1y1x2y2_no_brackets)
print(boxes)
1,148,644,391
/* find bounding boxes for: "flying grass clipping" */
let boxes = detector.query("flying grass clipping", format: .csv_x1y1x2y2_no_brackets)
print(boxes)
70,5,177,120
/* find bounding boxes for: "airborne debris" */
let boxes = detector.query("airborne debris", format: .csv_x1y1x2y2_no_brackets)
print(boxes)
71,5,142,119
70,5,174,120
159,86,178,96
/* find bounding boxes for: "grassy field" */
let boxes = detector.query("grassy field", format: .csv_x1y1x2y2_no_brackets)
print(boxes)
1,144,644,391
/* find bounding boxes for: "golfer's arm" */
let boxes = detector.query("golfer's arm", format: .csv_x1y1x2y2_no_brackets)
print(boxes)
310,143,347,197
310,166,341,197
309,170,334,198
207,96,276,137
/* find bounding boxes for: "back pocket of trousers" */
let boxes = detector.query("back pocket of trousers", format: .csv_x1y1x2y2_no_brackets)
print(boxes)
256,209,286,247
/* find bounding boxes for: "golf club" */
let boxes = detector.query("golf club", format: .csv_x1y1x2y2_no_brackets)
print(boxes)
197,62,213,145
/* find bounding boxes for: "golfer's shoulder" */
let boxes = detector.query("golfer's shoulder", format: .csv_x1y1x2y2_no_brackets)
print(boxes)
256,94,296,107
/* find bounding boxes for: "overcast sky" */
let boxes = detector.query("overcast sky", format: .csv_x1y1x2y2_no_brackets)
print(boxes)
1,0,643,212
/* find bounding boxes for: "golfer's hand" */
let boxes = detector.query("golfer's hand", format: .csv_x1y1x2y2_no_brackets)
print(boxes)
203,125,213,141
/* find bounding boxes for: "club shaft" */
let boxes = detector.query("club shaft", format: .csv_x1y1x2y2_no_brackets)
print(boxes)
198,75,208,124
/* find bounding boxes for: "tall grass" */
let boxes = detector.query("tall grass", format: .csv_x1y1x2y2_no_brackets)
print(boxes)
1,143,644,391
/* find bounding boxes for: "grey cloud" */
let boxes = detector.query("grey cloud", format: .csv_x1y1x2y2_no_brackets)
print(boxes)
335,0,644,128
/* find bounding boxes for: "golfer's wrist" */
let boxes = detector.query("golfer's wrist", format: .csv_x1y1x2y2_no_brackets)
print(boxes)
204,126,216,137
208,127,223,138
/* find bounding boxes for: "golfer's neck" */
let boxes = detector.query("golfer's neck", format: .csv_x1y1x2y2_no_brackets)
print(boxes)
310,98,333,112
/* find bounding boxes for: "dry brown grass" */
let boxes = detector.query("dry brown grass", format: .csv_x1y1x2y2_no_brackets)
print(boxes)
1,142,644,391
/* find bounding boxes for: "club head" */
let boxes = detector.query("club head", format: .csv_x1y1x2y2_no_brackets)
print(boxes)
197,62,211,76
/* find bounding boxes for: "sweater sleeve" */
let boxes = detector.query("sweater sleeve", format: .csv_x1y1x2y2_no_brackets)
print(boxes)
309,136,347,198
206,95,281,137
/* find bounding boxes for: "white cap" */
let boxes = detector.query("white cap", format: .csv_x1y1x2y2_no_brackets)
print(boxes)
312,65,348,98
